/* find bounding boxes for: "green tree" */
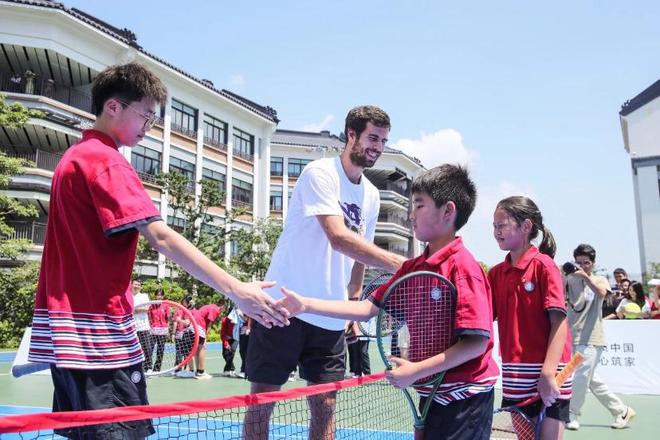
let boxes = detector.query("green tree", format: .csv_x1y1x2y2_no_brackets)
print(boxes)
0,94,44,346
229,217,282,281
157,172,235,307
0,259,39,348
0,94,43,259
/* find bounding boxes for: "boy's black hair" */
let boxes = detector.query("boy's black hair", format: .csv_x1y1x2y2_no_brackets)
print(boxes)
411,164,476,231
573,243,596,262
91,62,168,116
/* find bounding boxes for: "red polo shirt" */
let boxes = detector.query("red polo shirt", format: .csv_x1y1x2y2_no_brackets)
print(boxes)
488,246,573,401
197,304,222,338
28,130,161,369
148,303,170,335
370,237,499,405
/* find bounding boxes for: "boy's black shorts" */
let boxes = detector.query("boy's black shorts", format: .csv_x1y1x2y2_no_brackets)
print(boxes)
50,363,155,440
420,389,494,440
246,317,346,385
501,396,570,422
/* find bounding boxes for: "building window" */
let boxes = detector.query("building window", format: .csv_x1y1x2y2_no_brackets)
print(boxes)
233,128,254,161
270,190,283,211
288,158,312,178
202,167,226,192
203,114,227,148
171,99,197,136
169,157,195,182
167,216,186,233
270,156,283,176
131,146,161,176
232,178,253,208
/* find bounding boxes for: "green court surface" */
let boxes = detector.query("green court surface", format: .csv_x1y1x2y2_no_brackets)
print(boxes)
0,346,656,439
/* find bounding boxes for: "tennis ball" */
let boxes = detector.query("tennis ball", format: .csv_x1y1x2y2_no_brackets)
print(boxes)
623,302,641,319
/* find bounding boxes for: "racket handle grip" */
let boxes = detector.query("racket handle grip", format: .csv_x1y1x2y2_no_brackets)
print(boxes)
414,426,425,440
555,352,584,386
12,362,51,378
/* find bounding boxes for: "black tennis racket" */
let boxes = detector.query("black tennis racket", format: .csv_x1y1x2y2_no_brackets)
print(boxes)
376,271,457,440
356,271,393,337
491,353,584,439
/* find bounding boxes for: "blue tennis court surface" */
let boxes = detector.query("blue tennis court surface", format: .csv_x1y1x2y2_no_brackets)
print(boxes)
0,405,412,439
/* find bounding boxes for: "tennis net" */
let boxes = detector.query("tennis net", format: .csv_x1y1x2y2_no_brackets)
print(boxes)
0,372,415,439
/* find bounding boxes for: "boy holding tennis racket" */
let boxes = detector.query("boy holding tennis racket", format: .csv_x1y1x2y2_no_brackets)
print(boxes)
488,196,573,439
281,164,500,439
26,62,289,438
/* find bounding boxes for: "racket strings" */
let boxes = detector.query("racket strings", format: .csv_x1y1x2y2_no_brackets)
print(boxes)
383,275,456,385
491,410,537,440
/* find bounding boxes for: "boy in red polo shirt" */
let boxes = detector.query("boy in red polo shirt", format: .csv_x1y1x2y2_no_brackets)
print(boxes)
279,164,499,439
27,62,288,439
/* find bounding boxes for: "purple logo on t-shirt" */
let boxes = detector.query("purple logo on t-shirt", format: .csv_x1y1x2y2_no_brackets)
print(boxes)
339,202,364,235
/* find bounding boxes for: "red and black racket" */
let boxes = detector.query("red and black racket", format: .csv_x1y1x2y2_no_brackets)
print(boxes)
376,271,457,440
491,353,584,439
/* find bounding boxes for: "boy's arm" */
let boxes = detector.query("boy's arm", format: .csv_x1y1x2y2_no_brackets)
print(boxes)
137,220,288,328
279,287,379,321
385,334,488,389
316,215,405,272
537,310,568,406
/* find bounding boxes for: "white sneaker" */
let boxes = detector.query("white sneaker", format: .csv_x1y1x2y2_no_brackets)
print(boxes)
288,373,296,382
176,370,195,378
195,372,212,380
145,369,153,375
565,420,580,431
611,407,636,429
236,372,246,379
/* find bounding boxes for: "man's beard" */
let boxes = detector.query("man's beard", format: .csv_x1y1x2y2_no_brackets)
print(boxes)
349,140,379,168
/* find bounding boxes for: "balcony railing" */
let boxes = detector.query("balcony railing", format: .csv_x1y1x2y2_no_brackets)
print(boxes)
170,122,197,139
136,171,160,186
7,221,47,245
7,149,63,172
203,136,228,152
378,182,409,198
233,149,254,162
378,212,410,229
232,199,253,211
0,73,93,114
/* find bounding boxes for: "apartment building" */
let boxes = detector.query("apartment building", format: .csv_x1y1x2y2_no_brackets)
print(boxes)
0,0,425,281
620,79,660,275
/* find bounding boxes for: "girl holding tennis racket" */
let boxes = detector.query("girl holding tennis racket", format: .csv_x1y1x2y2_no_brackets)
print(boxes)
280,165,500,439
488,196,573,439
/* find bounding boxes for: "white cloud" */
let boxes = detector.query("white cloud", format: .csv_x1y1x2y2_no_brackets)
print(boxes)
230,74,246,86
395,129,478,169
301,114,335,132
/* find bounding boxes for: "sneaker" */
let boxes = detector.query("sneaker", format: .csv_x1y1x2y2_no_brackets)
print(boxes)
195,372,212,380
611,407,636,429
565,420,580,431
176,370,195,378
145,369,153,375
228,370,237,378
288,373,296,382
236,372,246,379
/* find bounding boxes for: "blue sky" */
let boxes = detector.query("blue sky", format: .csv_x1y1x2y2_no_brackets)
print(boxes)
65,0,660,277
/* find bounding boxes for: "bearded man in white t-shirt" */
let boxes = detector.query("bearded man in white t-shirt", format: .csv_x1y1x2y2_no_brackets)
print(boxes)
243,106,406,440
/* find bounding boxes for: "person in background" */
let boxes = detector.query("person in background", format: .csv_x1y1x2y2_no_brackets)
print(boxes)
237,310,251,379
648,280,660,319
565,244,635,430
174,295,196,378
221,308,239,377
147,289,169,373
132,280,153,371
195,303,222,379
616,281,650,320
612,268,628,292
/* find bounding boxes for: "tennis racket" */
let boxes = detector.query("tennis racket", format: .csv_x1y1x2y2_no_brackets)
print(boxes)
140,300,199,377
491,352,584,440
357,272,393,337
376,271,457,440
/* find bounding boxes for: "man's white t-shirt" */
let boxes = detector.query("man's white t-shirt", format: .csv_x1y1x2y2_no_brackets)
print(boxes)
133,292,151,332
266,156,380,331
